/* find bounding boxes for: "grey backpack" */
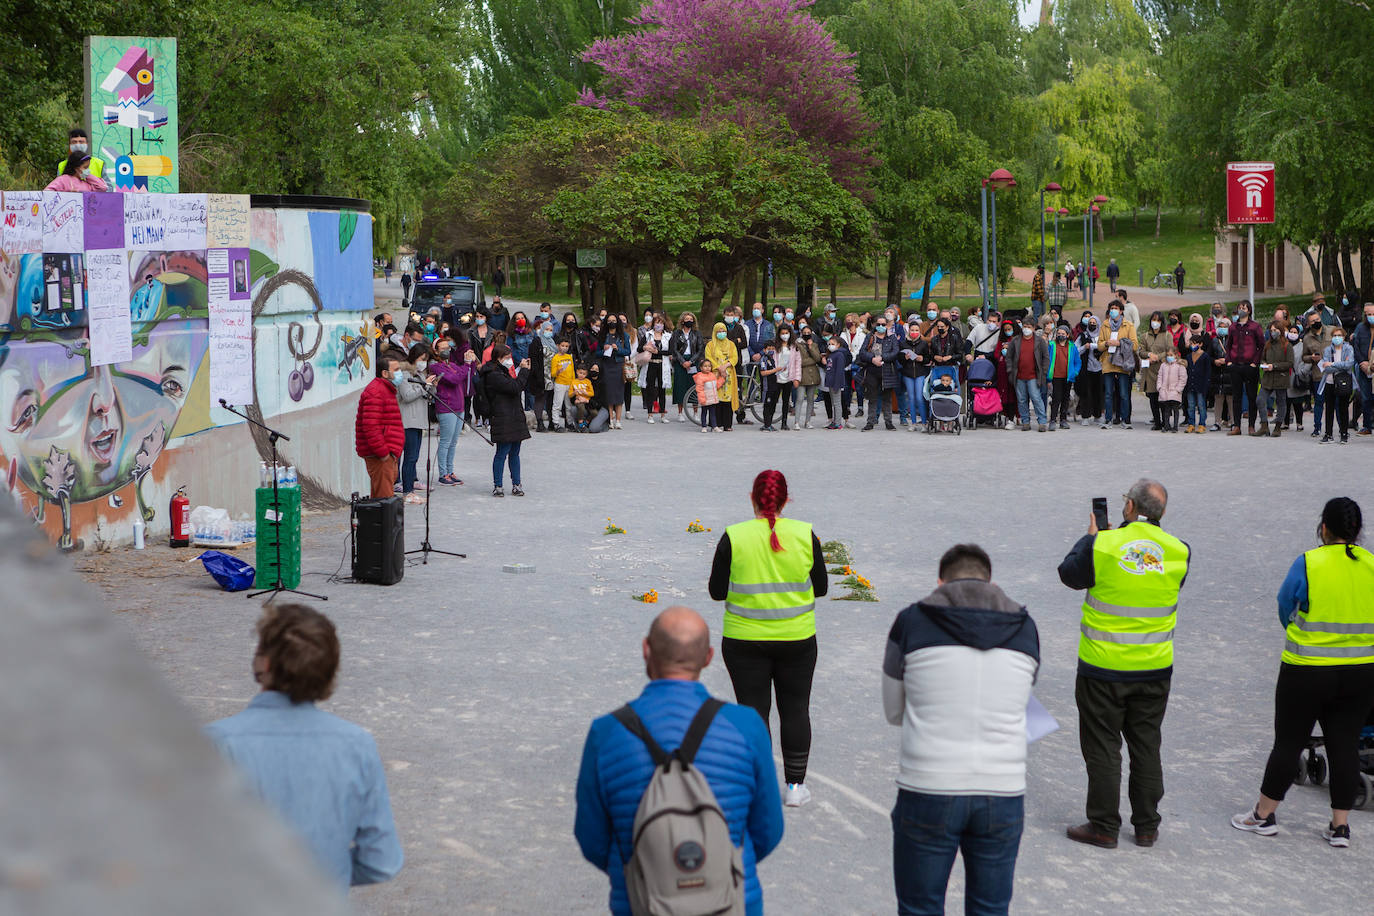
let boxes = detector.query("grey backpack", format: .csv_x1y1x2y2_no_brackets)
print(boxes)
612,699,745,916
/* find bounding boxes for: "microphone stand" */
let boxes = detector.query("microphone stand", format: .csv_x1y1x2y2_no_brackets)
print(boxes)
402,377,465,563
218,399,327,602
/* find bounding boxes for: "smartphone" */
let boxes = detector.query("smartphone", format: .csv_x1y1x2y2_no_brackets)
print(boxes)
1092,497,1110,531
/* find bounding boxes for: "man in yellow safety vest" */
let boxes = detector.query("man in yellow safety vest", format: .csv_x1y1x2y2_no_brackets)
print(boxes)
56,128,106,180
1057,479,1190,849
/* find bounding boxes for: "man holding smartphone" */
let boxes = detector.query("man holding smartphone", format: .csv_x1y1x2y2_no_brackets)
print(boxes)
1056,480,1191,850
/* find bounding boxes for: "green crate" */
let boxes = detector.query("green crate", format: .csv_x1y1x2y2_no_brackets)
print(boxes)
252,560,301,590
255,485,301,514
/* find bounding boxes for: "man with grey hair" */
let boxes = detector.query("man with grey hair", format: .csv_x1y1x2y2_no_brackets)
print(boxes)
1057,480,1191,850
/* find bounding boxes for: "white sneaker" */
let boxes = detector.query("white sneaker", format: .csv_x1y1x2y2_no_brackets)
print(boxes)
647,416,655,424
784,783,812,808
678,413,685,423
805,422,814,429
625,412,634,420
701,427,709,434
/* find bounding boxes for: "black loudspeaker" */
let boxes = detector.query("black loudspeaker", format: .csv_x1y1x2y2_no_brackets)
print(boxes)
352,496,405,585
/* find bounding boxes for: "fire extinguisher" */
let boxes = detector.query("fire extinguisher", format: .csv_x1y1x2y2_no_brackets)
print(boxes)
169,486,191,548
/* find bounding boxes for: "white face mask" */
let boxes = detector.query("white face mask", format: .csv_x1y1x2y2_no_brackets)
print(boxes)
1022,327,1033,337
500,357,514,369
1150,320,1161,331
415,360,427,372
71,142,88,154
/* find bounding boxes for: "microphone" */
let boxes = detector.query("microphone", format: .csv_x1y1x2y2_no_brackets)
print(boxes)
219,398,232,408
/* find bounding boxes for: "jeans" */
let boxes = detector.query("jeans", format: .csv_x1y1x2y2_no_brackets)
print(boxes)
1030,299,1044,321
903,374,928,424
796,384,819,426
1358,371,1374,431
401,427,422,493
892,790,1023,916
1102,372,1131,423
436,412,461,477
492,441,521,487
1014,378,1047,425
1184,390,1207,427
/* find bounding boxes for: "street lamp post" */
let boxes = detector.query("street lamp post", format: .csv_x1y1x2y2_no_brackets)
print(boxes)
1055,207,1069,274
987,168,1016,316
980,182,989,320
1087,195,1108,311
1040,182,1061,266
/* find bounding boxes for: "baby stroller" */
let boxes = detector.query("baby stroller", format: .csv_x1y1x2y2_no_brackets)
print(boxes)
966,356,1004,429
1296,707,1374,808
924,366,963,435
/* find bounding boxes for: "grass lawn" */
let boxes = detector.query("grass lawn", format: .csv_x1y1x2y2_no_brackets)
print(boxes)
1047,209,1216,293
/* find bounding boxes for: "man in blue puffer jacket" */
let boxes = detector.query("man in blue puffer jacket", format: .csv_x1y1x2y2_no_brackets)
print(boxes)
575,607,785,915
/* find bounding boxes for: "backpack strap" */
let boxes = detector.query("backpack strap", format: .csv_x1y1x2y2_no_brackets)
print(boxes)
612,704,668,767
676,698,724,767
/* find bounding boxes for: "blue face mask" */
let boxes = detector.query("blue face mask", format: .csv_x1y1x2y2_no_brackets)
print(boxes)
1218,326,1229,337
1166,356,1176,363
926,310,936,320
725,316,737,325
1366,314,1374,325
753,309,762,319
1332,336,1345,347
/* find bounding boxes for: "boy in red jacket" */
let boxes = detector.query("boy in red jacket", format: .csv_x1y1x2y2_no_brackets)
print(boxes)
356,356,405,498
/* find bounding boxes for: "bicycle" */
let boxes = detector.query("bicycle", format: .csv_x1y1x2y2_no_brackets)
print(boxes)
1148,269,1176,291
683,364,764,425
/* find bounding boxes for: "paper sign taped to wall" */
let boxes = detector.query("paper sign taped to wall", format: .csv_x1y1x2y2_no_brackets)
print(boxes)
86,248,133,366
2,191,43,257
124,194,206,250
207,194,250,248
208,284,253,405
42,192,85,253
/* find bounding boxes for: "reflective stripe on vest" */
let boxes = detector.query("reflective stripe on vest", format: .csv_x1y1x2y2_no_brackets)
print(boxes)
1282,545,1374,666
723,517,815,641
1078,523,1189,672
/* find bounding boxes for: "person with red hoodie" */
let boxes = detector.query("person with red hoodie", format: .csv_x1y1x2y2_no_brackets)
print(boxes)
356,356,405,498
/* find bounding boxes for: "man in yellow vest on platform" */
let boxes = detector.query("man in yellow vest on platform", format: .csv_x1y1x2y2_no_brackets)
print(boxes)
1057,479,1190,849
57,128,106,180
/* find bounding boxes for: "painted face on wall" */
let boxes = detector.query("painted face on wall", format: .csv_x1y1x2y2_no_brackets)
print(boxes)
0,327,204,502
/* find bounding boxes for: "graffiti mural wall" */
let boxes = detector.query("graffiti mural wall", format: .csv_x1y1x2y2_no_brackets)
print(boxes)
0,194,372,550
85,36,179,193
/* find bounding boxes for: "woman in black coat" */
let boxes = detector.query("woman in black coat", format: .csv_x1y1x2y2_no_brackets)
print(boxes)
479,344,530,497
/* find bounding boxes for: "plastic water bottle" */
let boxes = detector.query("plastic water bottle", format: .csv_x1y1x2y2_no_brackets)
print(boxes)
286,465,297,488
132,518,145,549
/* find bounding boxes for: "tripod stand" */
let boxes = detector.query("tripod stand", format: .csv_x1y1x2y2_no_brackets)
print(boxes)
219,400,327,602
403,378,465,564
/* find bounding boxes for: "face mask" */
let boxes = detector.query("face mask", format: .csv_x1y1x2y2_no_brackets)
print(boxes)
1109,309,1120,319
415,360,428,372
753,309,762,319
875,326,887,335
773,313,783,323
684,319,695,327
541,327,554,338
779,333,790,342
500,358,514,369
716,331,726,340
1286,331,1299,342
1218,327,1229,337
644,315,653,324
1003,328,1013,337
785,312,794,321
1333,336,1345,347
1057,335,1068,343
1232,313,1242,322
828,343,839,351
1212,310,1223,318
1169,317,1179,325
1081,317,1090,326
476,318,486,326
438,349,450,360
71,142,88,154
1190,320,1201,329
926,310,937,320
1165,356,1176,364
1366,314,1374,325
1151,320,1161,331
1191,344,1200,351
1342,296,1349,305
654,323,664,332
1022,327,1033,337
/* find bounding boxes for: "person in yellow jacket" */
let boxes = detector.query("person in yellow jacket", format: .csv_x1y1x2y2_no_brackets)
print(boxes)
703,322,739,431
708,469,827,808
1233,498,1374,848
56,128,105,180
1057,479,1190,849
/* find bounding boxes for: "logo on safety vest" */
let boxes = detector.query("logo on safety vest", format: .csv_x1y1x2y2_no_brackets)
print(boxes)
1118,539,1165,575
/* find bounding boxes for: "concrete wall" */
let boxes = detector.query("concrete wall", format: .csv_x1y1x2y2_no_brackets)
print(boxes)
1213,230,1364,296
0,196,373,550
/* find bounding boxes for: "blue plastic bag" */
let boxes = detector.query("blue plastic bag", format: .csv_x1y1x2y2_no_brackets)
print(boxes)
198,550,256,591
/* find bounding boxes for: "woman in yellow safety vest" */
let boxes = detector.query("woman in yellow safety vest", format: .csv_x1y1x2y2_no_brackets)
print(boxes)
707,469,828,808
1232,497,1374,847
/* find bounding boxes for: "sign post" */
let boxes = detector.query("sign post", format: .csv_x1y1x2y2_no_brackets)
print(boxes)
1226,161,1276,306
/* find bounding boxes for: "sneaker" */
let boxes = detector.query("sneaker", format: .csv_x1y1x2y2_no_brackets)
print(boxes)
1060,421,1069,429
1123,422,1133,430
1340,434,1349,444
843,420,855,429
805,422,814,429
647,416,655,424
1324,823,1351,848
1210,422,1221,431
1100,422,1110,429
492,487,504,498
885,423,896,431
1321,435,1332,443
715,427,725,433
1038,424,1048,432
511,485,525,497
1311,429,1321,438
827,423,841,430
1231,808,1278,836
677,413,686,423
701,427,709,434
404,493,424,505
1196,425,1206,435
1358,430,1372,437
783,783,812,808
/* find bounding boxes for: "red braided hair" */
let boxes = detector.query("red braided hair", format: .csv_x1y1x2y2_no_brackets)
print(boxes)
752,469,788,552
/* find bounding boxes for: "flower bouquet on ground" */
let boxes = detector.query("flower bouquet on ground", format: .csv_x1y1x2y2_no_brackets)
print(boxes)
821,539,851,566
604,518,626,535
633,589,659,604
834,571,877,602
686,519,712,533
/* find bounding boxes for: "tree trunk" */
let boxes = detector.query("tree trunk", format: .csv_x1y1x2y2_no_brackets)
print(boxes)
828,275,838,306
532,253,544,294
1301,245,1321,295
796,276,815,313
649,260,665,312
874,255,881,301
1095,212,1105,242
759,265,769,313
1361,236,1374,303
730,274,742,312
545,257,555,296
885,252,905,306
512,255,520,290
700,277,732,329
1340,238,1356,295
743,265,757,310
1111,213,1117,236
918,265,934,311
1132,207,1139,229
566,260,575,297
1155,204,1162,239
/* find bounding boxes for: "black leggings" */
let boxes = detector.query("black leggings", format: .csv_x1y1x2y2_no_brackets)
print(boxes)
1230,364,1260,428
1324,390,1351,438
1260,662,1374,810
722,635,817,784
763,381,794,427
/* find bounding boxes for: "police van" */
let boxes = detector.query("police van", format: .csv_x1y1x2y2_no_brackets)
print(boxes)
410,274,486,324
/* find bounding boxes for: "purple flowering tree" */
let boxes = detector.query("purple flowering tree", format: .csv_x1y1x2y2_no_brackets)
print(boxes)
580,0,874,195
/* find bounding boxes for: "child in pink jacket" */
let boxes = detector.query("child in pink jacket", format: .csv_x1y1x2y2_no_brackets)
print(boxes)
694,359,724,432
45,155,108,193
1156,347,1187,433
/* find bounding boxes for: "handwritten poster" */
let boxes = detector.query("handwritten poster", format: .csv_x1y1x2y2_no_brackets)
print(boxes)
86,248,133,366
207,194,250,248
208,286,253,404
2,191,43,257
123,193,207,249
42,192,85,253
84,191,124,250
166,193,208,249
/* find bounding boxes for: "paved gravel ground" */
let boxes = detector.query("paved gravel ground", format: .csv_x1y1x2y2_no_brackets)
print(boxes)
95,401,1374,914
